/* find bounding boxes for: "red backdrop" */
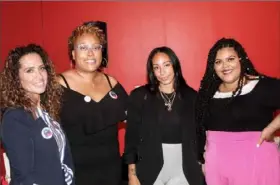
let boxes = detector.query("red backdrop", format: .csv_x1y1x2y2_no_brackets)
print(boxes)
1,2,280,154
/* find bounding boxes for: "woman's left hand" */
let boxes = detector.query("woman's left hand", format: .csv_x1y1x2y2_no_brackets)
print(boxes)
257,126,276,147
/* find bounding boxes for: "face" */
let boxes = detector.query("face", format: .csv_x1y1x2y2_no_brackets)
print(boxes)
18,53,48,101
214,47,241,85
152,52,175,86
72,33,102,72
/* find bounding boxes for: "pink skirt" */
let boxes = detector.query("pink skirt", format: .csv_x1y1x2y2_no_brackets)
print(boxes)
205,131,280,185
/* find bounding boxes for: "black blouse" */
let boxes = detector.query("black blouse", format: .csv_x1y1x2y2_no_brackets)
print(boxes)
157,93,182,143
197,77,280,163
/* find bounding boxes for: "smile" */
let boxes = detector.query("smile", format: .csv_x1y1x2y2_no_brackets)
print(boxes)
222,69,233,75
160,77,169,81
34,82,45,87
86,59,96,64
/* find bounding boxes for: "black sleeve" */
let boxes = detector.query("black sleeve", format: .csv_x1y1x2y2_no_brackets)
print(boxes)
117,83,129,122
194,91,206,164
196,126,206,164
188,88,206,164
261,77,280,109
1,110,36,185
123,87,146,164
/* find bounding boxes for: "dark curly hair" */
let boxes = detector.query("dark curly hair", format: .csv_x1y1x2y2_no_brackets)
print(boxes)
146,46,187,93
0,44,63,121
195,38,261,162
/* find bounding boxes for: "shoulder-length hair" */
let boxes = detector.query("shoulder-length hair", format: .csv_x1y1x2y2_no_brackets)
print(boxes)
146,46,187,93
0,44,63,121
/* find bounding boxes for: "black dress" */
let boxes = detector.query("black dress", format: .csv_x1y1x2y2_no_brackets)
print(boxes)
59,74,128,185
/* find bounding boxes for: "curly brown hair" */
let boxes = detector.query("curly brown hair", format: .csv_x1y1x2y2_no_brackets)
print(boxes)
0,44,63,121
68,24,106,65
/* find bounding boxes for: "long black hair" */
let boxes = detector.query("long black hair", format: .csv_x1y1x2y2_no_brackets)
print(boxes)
196,38,261,137
146,46,187,93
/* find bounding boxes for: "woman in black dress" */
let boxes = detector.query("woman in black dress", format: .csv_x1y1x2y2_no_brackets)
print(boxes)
58,23,128,185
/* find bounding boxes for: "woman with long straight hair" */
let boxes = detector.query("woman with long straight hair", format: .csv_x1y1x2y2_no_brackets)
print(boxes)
124,46,204,185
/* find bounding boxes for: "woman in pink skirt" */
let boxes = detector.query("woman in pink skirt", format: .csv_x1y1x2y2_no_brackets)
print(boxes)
196,38,280,185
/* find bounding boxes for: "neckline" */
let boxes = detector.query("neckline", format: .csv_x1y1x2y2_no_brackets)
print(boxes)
213,78,261,99
160,91,175,96
62,83,120,103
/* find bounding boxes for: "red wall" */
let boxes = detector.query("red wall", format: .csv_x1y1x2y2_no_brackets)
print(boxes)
1,2,280,154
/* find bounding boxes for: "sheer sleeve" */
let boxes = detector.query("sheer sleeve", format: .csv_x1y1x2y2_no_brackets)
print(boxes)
123,86,146,164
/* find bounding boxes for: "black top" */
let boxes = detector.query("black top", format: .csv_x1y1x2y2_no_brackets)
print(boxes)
59,74,128,185
158,93,182,143
1,108,75,185
124,85,204,185
197,77,280,163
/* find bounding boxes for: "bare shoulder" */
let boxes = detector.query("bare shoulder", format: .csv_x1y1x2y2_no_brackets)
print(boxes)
106,74,118,87
56,74,65,86
57,70,75,87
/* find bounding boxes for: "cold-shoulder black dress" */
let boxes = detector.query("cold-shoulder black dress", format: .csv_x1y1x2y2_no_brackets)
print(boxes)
59,74,128,185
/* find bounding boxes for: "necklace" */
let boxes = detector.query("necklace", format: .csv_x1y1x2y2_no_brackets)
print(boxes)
159,91,176,111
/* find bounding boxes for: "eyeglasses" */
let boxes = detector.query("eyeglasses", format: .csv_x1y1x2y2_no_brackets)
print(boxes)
76,44,103,52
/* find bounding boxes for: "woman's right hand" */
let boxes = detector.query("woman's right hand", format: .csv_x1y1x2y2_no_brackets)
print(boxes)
128,164,140,185
201,164,205,175
128,175,141,185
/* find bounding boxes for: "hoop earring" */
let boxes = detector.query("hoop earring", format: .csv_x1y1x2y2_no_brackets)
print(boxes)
102,57,108,67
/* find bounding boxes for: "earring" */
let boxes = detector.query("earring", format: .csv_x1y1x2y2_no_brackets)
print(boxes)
102,58,108,67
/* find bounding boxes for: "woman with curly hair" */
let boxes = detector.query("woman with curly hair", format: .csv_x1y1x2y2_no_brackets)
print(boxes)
57,22,127,185
196,38,280,185
0,44,75,185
